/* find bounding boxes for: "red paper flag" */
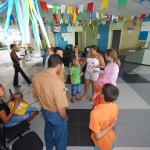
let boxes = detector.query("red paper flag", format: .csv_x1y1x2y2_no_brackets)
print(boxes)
53,14,57,23
140,14,146,19
87,2,94,13
39,1,48,11
132,17,137,26
76,7,79,15
105,14,109,18
107,20,111,25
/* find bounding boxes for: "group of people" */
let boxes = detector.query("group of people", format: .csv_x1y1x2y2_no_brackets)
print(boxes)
0,44,121,150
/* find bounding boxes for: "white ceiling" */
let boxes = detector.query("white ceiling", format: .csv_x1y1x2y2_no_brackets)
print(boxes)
0,0,150,21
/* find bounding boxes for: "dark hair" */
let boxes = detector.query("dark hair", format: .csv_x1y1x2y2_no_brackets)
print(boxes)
48,54,63,68
10,44,16,49
0,84,3,88
101,83,119,102
54,47,62,53
13,92,23,100
90,45,100,53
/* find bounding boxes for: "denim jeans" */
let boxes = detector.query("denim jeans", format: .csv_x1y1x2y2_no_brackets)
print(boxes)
71,83,81,96
41,109,68,150
2,106,37,127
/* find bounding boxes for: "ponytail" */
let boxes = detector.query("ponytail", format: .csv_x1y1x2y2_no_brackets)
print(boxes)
114,57,121,67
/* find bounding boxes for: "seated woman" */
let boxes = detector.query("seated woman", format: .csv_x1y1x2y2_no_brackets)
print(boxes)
0,84,39,127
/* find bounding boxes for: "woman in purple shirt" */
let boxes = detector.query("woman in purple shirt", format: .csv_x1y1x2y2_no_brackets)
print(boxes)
99,49,121,86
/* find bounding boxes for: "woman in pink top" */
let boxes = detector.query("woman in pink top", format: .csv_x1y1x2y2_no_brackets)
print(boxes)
100,49,121,86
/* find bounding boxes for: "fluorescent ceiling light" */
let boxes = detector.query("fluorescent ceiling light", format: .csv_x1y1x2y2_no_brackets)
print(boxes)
47,4,60,9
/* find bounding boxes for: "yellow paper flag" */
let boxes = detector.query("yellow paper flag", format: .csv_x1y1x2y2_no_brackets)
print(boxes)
100,0,109,10
98,21,101,26
67,5,73,14
116,16,119,21
101,13,105,19
57,10,61,19
65,19,69,24
124,16,130,21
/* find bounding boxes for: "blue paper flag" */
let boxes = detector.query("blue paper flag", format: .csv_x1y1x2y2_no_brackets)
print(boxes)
140,0,144,4
110,15,112,20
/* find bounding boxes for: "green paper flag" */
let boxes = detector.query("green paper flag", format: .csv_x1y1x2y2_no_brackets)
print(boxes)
83,9,86,17
52,3,58,14
118,0,127,8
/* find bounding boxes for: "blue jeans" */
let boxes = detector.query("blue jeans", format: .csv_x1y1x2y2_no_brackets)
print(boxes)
71,83,81,96
3,106,37,127
41,109,68,150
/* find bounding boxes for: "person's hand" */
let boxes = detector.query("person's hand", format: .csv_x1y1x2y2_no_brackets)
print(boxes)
14,100,20,109
69,62,72,68
110,120,117,128
9,96,13,102
99,73,104,77
93,69,99,73
80,72,83,76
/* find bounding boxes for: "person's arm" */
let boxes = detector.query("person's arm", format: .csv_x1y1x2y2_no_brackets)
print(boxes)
109,65,119,86
70,76,73,85
0,100,20,124
94,120,117,140
94,55,105,69
81,57,87,69
57,107,67,120
12,53,21,62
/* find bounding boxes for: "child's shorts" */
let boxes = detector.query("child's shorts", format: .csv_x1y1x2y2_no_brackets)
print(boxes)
71,83,81,96
94,143,115,150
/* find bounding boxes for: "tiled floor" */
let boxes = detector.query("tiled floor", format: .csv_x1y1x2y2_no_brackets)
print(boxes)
1,56,150,150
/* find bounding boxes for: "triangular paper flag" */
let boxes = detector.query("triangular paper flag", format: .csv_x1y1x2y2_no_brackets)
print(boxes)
53,14,57,23
107,20,111,25
124,16,130,21
57,10,61,19
100,0,109,10
59,19,63,25
76,7,79,15
52,3,58,14
87,2,94,13
140,14,146,19
98,21,101,26
65,19,69,24
67,5,73,14
96,12,99,19
61,5,66,14
140,0,144,4
78,4,84,14
83,9,86,17
101,13,105,19
118,0,127,8
39,1,48,11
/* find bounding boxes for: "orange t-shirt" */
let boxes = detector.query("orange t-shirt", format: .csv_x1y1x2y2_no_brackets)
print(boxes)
89,103,118,150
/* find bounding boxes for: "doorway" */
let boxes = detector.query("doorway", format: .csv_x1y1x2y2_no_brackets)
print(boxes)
75,32,78,45
111,30,121,51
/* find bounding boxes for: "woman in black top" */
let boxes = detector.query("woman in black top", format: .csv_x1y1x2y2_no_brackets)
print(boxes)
10,44,32,87
0,84,38,127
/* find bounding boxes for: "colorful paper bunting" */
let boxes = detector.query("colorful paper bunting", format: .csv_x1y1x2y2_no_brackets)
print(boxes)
124,16,130,21
67,5,73,14
78,4,84,14
52,3,58,14
61,5,66,14
132,16,137,26
64,18,69,24
89,12,93,18
101,13,105,19
118,0,127,8
87,2,94,13
39,1,48,11
100,0,109,10
76,7,79,15
57,10,61,19
107,20,111,25
96,12,99,19
140,14,146,19
83,9,86,17
53,14,57,23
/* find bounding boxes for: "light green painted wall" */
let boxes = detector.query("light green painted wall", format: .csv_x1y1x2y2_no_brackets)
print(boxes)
83,25,98,46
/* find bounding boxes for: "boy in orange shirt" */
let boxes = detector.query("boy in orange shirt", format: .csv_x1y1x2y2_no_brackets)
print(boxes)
89,83,119,150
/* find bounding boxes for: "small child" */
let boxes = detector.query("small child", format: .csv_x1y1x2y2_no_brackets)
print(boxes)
89,83,119,150
70,58,82,103
92,75,108,109
9,92,38,116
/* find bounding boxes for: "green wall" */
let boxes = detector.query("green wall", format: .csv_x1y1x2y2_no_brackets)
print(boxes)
83,25,98,46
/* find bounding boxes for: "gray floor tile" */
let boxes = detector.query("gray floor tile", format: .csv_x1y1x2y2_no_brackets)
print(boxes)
119,109,144,125
124,125,150,147
135,109,150,124
115,125,133,147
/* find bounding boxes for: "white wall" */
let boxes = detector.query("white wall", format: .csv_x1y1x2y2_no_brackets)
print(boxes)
141,22,150,48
